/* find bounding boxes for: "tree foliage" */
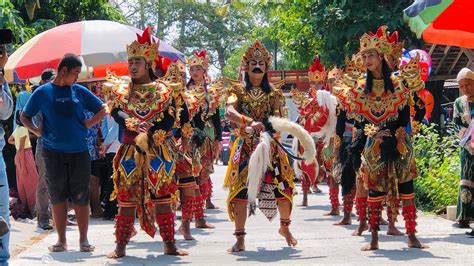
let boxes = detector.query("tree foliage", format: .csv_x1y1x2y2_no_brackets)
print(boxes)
413,124,460,212
119,0,257,76
255,0,420,67
0,0,36,46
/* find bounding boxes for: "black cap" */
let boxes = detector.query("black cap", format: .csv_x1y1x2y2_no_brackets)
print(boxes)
41,68,55,81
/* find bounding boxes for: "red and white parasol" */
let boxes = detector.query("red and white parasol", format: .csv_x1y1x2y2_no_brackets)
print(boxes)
4,20,184,82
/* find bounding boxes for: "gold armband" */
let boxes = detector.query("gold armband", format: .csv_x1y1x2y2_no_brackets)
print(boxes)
153,129,167,146
125,117,139,132
181,122,194,139
364,124,379,138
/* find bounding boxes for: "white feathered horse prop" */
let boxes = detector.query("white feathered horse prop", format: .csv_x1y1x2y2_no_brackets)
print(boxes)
246,116,316,214
291,89,338,185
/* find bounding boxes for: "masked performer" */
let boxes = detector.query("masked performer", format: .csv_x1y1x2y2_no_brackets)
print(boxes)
224,40,315,252
291,57,338,209
337,26,427,250
106,28,189,258
186,51,222,210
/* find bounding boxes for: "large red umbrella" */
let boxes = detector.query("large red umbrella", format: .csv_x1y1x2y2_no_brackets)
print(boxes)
4,20,184,81
404,0,474,48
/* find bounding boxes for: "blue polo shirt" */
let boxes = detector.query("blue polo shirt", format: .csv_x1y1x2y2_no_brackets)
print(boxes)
23,82,103,153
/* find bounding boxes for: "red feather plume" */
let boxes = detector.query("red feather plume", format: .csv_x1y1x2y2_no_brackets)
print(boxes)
196,50,207,58
136,26,153,45
309,56,324,73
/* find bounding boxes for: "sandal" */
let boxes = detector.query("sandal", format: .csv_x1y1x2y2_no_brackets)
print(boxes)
48,243,67,252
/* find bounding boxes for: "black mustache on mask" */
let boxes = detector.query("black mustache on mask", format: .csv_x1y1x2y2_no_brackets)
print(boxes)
252,68,263,73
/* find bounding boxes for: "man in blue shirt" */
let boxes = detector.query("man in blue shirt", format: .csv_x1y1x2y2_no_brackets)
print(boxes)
21,54,106,253
0,44,14,264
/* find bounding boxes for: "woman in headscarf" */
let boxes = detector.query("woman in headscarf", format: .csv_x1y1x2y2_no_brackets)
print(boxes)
453,67,474,236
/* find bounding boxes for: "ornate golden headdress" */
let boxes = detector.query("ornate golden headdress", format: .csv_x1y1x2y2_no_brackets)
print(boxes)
176,60,185,73
242,40,272,67
188,50,209,70
327,66,343,81
161,59,182,84
127,27,159,62
308,56,326,82
385,28,404,60
359,25,391,54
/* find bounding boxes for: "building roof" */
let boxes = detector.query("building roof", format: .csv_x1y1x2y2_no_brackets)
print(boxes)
426,44,474,81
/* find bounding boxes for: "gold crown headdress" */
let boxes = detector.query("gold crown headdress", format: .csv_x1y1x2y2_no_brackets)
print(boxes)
308,56,326,82
161,59,183,84
188,50,209,70
359,25,391,55
127,27,159,63
176,60,185,73
385,29,404,60
327,66,343,81
241,40,272,68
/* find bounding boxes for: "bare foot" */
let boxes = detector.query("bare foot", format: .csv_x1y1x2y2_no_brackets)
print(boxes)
206,200,218,209
279,227,298,247
334,216,351,225
164,242,189,256
352,222,368,236
107,244,126,259
324,209,340,216
361,242,379,251
79,241,95,252
380,218,388,225
179,225,195,240
387,225,404,236
299,198,308,207
131,227,137,239
195,219,215,229
227,238,245,253
48,242,67,252
408,235,428,249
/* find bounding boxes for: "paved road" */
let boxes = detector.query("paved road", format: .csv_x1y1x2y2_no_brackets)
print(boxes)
10,165,474,265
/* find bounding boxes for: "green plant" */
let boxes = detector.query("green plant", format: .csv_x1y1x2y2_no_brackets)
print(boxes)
412,124,460,212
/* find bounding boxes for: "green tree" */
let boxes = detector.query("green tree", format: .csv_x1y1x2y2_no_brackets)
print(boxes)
121,1,256,76
13,0,126,25
253,0,421,68
0,0,36,45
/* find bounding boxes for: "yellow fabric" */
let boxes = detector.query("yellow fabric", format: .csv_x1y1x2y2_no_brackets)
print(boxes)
12,126,31,150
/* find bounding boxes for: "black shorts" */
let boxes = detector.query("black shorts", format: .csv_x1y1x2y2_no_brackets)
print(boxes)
43,149,91,206
368,180,414,198
91,158,107,177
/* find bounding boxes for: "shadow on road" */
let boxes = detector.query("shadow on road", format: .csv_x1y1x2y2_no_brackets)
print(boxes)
232,247,326,262
369,248,450,261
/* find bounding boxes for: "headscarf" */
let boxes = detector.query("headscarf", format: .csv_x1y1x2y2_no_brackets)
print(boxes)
13,91,32,129
457,67,474,83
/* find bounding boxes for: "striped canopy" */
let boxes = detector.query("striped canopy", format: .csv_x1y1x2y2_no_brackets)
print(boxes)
404,0,474,48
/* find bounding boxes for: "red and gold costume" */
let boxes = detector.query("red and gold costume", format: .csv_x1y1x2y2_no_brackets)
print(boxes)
186,51,223,206
106,28,189,246
160,60,204,224
336,26,424,236
291,57,338,209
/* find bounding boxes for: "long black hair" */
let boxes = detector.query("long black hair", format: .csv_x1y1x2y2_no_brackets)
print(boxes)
364,58,394,94
244,72,272,93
